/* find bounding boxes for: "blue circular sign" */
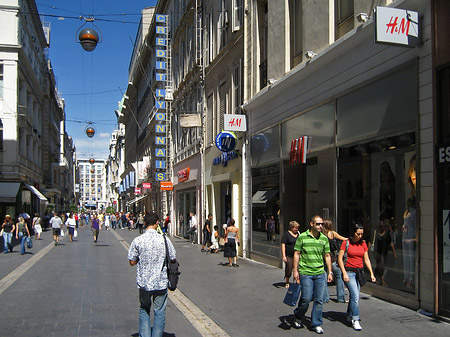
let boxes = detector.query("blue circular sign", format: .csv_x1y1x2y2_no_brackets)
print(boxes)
215,131,237,152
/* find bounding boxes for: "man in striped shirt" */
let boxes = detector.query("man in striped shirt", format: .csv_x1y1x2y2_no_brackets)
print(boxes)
292,215,332,334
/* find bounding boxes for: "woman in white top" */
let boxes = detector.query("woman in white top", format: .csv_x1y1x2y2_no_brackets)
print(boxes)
65,213,77,242
32,213,42,240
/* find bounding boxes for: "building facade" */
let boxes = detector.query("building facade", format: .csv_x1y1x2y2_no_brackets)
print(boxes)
0,0,74,219
242,0,447,318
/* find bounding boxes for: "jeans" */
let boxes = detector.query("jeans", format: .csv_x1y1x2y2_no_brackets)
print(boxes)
139,288,168,337
345,271,360,321
323,262,346,302
3,232,13,253
18,233,27,254
294,272,326,327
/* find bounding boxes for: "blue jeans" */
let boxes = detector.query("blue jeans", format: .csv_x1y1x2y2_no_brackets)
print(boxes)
345,271,360,320
18,233,27,254
294,272,326,327
139,288,168,337
3,232,13,253
323,262,346,302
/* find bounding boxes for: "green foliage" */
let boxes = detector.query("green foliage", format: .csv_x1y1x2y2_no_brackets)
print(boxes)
105,206,116,214
69,204,78,213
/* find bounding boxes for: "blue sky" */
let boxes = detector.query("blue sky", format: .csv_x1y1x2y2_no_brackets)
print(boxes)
36,1,157,160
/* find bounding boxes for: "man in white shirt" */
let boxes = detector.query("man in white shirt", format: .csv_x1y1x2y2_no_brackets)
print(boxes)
49,212,62,246
188,212,197,244
128,212,176,337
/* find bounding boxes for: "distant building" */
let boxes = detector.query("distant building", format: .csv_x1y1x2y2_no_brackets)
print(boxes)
77,159,105,211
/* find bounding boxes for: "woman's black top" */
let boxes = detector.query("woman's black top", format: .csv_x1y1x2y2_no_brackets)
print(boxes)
281,231,298,258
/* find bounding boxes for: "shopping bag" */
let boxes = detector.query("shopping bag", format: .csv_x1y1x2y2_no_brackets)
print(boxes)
26,237,33,249
283,282,301,306
60,229,65,237
74,229,78,238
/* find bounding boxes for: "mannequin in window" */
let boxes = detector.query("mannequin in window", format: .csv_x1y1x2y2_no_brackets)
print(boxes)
402,155,416,288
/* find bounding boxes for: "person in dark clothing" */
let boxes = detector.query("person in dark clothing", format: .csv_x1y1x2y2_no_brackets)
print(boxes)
281,221,300,287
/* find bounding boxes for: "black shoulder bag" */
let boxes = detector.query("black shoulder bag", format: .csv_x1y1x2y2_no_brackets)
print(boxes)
163,235,180,291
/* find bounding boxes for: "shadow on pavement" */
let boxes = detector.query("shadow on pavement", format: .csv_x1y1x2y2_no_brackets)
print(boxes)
272,282,286,288
323,310,349,325
131,333,175,337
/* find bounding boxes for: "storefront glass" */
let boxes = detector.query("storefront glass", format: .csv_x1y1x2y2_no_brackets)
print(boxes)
176,189,196,239
281,102,335,157
337,133,416,293
251,164,280,257
437,65,450,316
251,126,279,166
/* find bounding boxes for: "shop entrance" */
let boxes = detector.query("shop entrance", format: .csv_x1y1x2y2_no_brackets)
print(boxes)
176,189,196,239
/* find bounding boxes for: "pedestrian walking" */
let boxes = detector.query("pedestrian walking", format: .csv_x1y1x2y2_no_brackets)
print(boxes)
15,216,31,255
224,218,239,267
137,213,145,234
188,212,197,244
281,220,300,288
32,213,42,240
2,215,15,253
265,215,276,241
337,223,376,331
292,215,333,334
65,213,77,242
201,214,212,252
128,212,177,337
322,219,347,303
91,213,100,243
50,212,62,246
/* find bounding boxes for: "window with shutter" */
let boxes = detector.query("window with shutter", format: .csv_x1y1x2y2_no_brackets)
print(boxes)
219,82,227,133
207,94,214,145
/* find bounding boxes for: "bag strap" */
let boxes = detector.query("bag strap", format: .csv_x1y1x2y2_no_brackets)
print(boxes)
162,234,170,276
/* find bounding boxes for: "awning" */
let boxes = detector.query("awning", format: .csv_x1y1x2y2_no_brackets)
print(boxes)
252,190,278,206
126,194,147,206
0,182,20,203
25,183,48,202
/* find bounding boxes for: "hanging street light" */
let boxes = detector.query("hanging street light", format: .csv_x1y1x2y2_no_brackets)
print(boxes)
76,18,102,52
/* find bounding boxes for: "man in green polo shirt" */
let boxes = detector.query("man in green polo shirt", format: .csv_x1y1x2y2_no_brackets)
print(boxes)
292,215,332,334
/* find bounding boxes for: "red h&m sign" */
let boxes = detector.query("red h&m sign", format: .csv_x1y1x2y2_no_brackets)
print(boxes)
135,188,142,194
289,136,310,165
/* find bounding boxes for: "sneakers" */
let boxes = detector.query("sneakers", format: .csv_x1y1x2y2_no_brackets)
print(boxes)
352,320,362,331
312,326,324,334
292,321,303,329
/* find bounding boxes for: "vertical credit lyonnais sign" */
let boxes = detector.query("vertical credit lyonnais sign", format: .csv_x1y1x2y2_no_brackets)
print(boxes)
155,14,168,182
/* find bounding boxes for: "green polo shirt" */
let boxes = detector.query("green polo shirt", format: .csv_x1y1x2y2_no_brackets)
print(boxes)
294,230,330,275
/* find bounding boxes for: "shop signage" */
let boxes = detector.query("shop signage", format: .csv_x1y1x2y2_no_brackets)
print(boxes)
178,167,190,182
142,183,152,189
289,136,310,165
437,144,450,166
224,114,247,132
213,151,238,167
113,200,117,204
160,181,173,191
154,13,170,184
215,131,237,152
135,188,141,194
375,6,419,47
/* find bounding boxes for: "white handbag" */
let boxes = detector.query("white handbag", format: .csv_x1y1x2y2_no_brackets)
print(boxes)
60,229,65,237
74,229,78,238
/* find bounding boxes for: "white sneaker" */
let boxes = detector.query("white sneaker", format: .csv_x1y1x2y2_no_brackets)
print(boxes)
312,326,324,334
352,320,362,331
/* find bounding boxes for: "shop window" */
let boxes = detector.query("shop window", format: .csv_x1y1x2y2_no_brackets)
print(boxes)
281,102,335,158
251,164,280,258
337,65,417,143
251,125,280,166
337,132,416,293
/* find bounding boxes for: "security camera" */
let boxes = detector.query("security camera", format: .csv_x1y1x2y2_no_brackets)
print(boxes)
357,13,369,22
305,51,316,59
